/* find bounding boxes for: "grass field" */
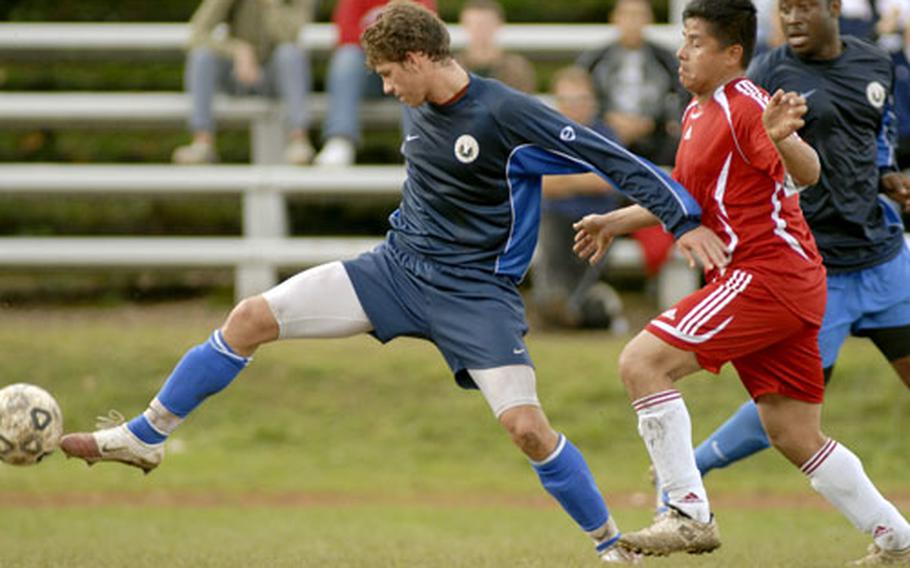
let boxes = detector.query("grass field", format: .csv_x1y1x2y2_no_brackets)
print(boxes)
1,301,908,566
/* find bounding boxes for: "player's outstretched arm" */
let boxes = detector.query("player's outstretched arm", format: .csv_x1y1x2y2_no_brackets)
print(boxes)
573,204,659,265
762,89,820,187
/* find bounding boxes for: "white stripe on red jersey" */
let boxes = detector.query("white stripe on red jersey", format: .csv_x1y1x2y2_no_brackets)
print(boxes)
671,78,825,325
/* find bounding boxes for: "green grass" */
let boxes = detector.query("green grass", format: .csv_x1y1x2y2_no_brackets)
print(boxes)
0,506,871,568
0,302,907,566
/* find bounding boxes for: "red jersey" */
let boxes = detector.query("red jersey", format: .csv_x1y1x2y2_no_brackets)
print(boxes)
672,78,826,325
333,0,437,46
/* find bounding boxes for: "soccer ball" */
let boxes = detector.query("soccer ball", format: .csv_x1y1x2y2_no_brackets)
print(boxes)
0,383,63,466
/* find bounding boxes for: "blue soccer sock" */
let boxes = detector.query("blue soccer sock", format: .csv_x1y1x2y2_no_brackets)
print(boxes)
532,434,612,541
127,330,250,444
694,400,770,476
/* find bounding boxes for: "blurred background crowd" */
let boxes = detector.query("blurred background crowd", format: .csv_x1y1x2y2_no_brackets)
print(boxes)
1,0,908,332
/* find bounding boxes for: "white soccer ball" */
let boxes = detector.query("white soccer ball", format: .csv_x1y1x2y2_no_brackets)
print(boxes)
0,383,64,466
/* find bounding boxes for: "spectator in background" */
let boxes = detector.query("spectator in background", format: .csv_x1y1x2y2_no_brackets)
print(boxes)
532,67,626,331
839,0,879,41
877,0,910,53
753,0,785,56
533,67,675,332
173,0,316,165
314,0,436,167
456,0,536,93
577,0,687,166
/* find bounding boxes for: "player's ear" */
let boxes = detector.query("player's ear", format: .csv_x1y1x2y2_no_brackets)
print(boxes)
403,51,422,71
727,44,744,69
827,0,842,19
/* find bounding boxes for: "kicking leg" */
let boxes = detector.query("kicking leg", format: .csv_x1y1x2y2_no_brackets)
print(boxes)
469,365,638,564
757,394,910,564
686,289,855,486
61,261,371,473
616,330,720,556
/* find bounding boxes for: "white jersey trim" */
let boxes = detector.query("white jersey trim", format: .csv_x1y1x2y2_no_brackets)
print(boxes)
714,85,751,166
770,182,810,261
713,152,740,264
653,270,752,344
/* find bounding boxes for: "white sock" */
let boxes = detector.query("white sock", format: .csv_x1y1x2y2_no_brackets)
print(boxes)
588,516,621,553
633,390,710,523
805,439,910,551
143,397,183,436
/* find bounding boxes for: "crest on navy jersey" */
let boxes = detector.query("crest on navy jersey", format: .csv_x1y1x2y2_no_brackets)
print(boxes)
560,126,576,141
866,81,886,109
455,134,479,163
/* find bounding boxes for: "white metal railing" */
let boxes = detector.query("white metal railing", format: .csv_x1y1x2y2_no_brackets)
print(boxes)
0,91,554,164
0,92,403,165
0,164,699,306
0,22,684,60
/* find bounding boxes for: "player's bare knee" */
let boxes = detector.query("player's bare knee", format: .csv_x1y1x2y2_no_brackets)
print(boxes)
500,407,552,456
765,422,824,464
222,296,279,355
618,342,653,389
762,420,791,451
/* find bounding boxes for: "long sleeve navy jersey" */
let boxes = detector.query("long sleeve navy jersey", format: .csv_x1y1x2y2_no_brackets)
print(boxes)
749,37,905,273
388,74,701,282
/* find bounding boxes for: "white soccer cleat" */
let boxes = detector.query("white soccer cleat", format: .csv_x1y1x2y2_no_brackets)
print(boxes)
619,507,721,557
60,411,164,474
850,543,910,565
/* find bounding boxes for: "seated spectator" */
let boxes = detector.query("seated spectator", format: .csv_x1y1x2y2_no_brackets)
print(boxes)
173,0,316,165
576,0,686,166
456,0,536,93
314,0,436,167
531,67,627,332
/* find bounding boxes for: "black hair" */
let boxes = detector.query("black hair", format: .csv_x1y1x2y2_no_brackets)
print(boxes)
682,0,757,66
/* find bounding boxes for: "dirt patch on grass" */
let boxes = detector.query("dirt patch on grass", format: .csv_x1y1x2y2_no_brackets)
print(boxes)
5,489,910,511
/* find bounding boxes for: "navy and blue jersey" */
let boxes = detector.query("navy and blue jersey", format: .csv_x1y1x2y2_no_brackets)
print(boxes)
388,74,701,283
749,37,906,273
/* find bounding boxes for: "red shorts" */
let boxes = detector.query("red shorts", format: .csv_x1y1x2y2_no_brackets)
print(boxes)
646,268,825,403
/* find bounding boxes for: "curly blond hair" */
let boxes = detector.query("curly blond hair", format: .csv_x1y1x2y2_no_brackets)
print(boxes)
361,1,452,68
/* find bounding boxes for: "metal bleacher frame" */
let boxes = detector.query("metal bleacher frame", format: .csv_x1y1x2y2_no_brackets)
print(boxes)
0,21,700,306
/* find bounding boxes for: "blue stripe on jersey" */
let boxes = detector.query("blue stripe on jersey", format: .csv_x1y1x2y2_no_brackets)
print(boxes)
877,98,897,169
878,194,906,229
582,126,703,222
497,145,552,279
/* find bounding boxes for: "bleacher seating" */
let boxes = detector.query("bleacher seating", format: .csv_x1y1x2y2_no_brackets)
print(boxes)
0,22,683,61
0,21,699,307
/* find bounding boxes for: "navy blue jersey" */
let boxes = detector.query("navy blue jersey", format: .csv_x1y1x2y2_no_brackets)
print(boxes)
389,74,701,282
749,37,905,273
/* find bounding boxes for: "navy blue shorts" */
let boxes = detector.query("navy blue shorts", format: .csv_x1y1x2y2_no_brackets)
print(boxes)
342,241,533,388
